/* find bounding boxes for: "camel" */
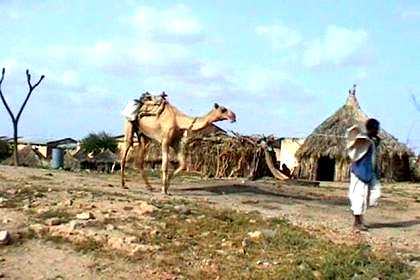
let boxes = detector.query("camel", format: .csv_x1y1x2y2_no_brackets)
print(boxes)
120,96,236,194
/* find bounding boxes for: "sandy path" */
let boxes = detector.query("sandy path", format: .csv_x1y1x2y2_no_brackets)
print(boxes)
1,165,419,278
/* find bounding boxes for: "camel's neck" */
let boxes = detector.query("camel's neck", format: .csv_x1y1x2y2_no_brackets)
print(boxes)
177,110,218,131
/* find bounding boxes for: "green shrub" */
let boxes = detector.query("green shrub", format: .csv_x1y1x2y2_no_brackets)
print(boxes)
80,132,117,155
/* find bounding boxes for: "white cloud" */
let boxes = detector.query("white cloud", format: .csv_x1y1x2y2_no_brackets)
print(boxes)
400,9,420,20
60,70,79,86
302,25,368,68
256,23,302,50
129,4,203,42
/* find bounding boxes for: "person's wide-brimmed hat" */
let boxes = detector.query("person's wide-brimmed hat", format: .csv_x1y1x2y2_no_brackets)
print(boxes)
346,125,373,162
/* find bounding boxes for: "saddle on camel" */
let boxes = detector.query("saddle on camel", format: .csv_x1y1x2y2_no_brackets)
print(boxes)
121,91,168,123
120,92,236,194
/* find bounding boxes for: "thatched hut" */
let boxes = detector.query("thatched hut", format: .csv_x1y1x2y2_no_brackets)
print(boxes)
295,88,413,182
95,149,118,173
3,146,49,168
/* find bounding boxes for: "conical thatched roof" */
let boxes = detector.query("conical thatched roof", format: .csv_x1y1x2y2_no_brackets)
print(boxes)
296,90,413,160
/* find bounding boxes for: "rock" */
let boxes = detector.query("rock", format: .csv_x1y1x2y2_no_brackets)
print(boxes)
2,219,11,224
29,224,47,236
65,199,74,206
221,240,234,248
247,229,276,241
48,188,53,192
105,224,116,231
6,189,17,195
247,231,263,241
135,202,158,215
131,244,160,256
256,260,270,268
0,231,11,245
0,272,4,278
46,218,62,226
174,205,191,215
313,271,322,279
0,197,8,204
76,212,95,220
123,206,133,211
107,237,125,251
125,236,139,244
201,231,210,237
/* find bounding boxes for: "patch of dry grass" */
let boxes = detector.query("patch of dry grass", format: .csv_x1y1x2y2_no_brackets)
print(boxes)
11,192,414,279
135,199,414,279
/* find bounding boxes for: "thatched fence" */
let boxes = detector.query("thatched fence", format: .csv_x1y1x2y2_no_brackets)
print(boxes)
123,133,283,180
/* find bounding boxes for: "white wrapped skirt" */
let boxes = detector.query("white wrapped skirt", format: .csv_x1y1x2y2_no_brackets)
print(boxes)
348,172,381,215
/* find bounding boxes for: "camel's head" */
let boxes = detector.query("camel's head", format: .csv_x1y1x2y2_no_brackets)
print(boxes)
212,103,236,123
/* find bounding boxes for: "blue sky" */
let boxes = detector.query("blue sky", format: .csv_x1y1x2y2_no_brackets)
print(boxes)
0,1,419,151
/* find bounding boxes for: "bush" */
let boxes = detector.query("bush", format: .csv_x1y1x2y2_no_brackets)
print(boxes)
0,140,11,160
80,132,117,155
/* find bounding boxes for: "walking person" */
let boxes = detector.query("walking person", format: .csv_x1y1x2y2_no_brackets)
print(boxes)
347,119,381,231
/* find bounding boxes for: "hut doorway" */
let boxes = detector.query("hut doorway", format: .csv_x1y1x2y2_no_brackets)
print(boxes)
316,156,335,181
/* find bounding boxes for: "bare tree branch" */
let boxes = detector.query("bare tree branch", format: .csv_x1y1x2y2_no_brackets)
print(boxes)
0,68,4,84
0,68,45,166
0,68,16,122
16,69,45,121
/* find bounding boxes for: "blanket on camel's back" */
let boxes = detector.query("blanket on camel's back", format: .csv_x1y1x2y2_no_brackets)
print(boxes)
121,92,167,121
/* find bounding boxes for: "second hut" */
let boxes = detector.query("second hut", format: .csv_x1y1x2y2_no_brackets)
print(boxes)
295,86,413,182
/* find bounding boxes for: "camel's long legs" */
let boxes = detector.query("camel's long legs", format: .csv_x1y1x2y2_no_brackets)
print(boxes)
121,122,134,188
172,140,187,178
136,134,153,190
161,139,170,194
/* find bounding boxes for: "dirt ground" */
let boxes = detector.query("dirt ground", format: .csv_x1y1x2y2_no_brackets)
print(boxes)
0,165,419,279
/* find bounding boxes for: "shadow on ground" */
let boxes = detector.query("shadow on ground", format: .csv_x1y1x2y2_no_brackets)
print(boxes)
369,219,420,229
178,184,349,206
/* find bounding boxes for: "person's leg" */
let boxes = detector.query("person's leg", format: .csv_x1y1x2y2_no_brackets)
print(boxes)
368,178,381,207
349,173,369,231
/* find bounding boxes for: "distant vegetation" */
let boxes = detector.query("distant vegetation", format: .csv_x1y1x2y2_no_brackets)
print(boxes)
80,132,118,154
0,139,11,160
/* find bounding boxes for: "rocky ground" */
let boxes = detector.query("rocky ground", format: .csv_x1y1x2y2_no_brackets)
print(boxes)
0,165,419,279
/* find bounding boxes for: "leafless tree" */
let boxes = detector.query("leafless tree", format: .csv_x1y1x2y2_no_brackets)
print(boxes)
0,68,45,166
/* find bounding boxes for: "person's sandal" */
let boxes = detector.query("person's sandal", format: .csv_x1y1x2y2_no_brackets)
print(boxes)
353,223,369,232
